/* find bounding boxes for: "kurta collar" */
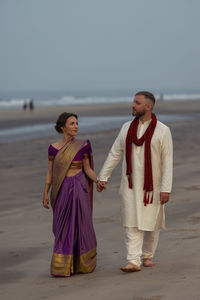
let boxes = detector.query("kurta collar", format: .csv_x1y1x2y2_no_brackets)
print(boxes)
139,118,152,125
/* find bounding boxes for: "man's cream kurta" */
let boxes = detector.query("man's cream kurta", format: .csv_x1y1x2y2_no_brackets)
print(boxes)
98,119,173,231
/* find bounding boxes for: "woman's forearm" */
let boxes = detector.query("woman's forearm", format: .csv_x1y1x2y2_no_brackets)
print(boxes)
44,167,52,195
85,168,97,182
44,182,51,195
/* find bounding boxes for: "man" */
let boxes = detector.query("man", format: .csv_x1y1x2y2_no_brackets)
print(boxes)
97,91,173,272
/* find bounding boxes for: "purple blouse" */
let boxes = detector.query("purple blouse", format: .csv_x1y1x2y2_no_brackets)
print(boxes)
48,139,91,161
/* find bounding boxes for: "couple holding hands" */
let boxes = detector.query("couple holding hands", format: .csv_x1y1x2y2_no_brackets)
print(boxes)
43,91,173,277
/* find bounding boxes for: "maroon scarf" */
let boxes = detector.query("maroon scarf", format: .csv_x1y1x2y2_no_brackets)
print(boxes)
126,113,157,206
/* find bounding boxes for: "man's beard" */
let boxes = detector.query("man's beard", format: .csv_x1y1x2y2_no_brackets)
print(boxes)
132,109,145,118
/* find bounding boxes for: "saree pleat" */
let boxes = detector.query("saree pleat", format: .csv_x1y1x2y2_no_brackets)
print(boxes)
51,171,97,277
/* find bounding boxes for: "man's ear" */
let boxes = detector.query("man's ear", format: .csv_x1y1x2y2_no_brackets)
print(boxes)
145,102,152,112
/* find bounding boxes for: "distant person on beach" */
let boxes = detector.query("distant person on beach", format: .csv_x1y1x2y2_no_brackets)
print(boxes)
29,99,34,110
97,91,173,272
22,100,28,111
42,112,97,277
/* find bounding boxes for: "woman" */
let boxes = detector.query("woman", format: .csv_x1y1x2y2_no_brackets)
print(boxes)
43,112,97,277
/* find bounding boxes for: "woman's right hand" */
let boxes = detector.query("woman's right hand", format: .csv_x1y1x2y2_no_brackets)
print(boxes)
43,194,50,209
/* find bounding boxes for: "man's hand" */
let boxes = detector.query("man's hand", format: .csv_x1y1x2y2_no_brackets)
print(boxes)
96,181,107,192
160,192,170,205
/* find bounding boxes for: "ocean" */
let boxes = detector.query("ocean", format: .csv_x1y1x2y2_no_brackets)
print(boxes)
0,91,200,109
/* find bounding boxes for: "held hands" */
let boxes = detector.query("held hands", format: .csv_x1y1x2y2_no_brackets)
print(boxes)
96,181,107,192
160,192,170,205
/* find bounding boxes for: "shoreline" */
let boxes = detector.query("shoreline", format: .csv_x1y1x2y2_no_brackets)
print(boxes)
0,113,195,144
0,99,200,130
1,99,200,144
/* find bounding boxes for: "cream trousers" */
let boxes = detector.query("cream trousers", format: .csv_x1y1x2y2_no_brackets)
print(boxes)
124,227,160,267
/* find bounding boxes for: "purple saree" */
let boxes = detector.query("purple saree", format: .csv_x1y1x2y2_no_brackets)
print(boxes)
48,139,97,277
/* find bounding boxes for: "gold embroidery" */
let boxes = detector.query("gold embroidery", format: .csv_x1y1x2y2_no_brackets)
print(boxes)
51,139,83,208
51,253,73,277
75,248,97,273
51,248,97,276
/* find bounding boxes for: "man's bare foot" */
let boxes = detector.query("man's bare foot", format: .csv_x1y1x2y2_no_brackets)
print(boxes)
143,258,155,267
120,262,141,273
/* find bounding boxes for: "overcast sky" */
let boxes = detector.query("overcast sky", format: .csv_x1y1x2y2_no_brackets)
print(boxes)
0,0,200,94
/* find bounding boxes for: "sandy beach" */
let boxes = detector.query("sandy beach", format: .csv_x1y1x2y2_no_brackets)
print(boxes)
0,100,200,300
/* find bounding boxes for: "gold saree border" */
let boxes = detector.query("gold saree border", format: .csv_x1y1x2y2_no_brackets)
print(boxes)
75,247,97,274
51,253,74,277
51,248,97,277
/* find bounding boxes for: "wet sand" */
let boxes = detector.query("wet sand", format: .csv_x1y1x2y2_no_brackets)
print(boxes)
0,100,200,300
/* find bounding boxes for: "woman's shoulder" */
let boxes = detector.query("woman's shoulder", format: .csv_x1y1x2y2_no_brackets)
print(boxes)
74,138,90,147
50,141,61,150
50,138,69,150
81,139,91,147
48,142,60,156
80,139,92,155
